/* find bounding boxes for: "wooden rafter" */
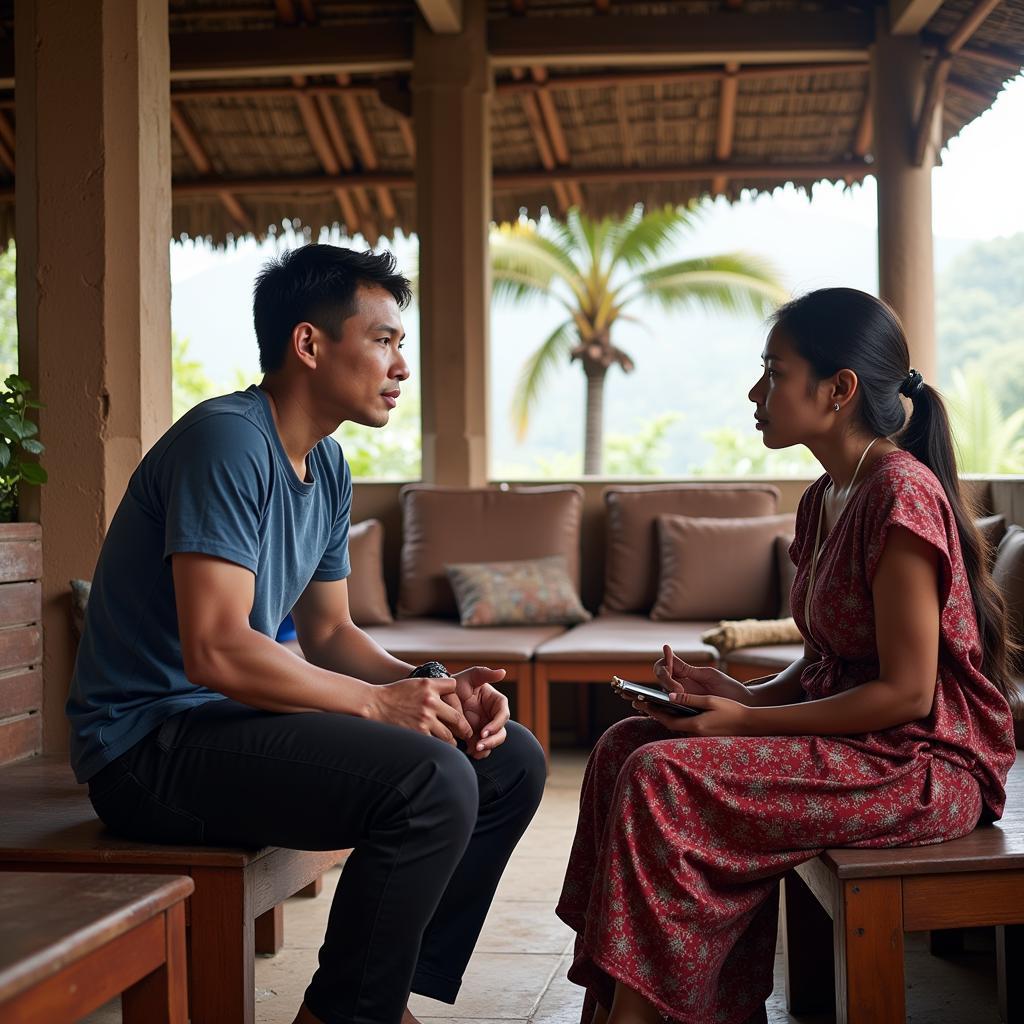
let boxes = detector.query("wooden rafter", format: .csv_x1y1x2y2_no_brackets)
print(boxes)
711,62,739,196
913,0,1006,166
415,0,463,33
338,86,397,221
170,103,253,233
156,159,871,199
397,117,416,160
0,110,13,175
516,74,570,214
890,0,946,36
530,66,584,211
947,74,995,106
290,74,362,234
934,39,1022,76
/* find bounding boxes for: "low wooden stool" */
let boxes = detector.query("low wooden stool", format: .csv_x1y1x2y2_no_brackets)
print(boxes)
0,872,193,1023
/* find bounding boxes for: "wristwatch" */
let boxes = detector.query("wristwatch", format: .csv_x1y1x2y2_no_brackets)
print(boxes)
409,660,450,679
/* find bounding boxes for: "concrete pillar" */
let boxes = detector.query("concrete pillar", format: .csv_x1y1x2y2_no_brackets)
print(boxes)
871,12,938,382
412,3,491,487
15,0,172,751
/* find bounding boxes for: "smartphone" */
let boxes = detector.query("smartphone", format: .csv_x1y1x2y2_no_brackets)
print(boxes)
610,676,703,716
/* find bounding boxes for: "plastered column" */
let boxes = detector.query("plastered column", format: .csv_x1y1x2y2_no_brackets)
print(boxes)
872,13,938,382
16,0,172,752
412,3,491,487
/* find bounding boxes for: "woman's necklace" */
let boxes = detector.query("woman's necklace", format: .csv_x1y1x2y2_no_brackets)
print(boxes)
803,436,881,638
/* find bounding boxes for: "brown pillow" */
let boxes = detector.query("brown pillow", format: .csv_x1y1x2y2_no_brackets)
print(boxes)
776,533,797,618
993,525,1024,645
602,484,781,614
651,513,797,621
445,556,591,628
347,519,393,626
397,485,584,619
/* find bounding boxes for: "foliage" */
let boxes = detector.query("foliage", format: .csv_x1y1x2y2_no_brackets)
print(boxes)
692,426,822,478
605,413,683,475
945,366,1024,474
0,374,46,522
490,204,788,474
172,333,220,421
0,242,16,382
334,388,422,480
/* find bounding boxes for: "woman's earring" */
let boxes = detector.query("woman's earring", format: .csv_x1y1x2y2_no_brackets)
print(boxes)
833,402,840,412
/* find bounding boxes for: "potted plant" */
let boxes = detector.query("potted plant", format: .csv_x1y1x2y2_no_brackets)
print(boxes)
0,373,45,763
0,373,46,523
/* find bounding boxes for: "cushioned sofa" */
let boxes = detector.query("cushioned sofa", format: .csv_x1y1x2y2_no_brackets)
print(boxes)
343,481,1024,756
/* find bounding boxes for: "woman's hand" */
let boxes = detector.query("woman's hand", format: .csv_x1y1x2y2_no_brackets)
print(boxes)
654,644,752,704
632,690,754,737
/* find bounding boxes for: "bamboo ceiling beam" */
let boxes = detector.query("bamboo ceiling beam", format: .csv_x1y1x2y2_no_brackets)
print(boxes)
415,0,463,34
515,68,570,214
0,110,13,175
170,103,253,233
397,116,416,160
338,84,397,221
931,39,1022,76
712,62,739,196
913,0,1005,165
889,0,946,36
156,159,871,199
290,74,362,234
530,66,584,210
0,138,12,176
947,74,996,106
309,81,374,225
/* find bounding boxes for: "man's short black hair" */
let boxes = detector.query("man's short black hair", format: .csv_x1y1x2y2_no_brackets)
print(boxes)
253,244,413,372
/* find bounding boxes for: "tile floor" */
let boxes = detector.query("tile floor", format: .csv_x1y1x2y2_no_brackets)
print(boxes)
84,750,1001,1024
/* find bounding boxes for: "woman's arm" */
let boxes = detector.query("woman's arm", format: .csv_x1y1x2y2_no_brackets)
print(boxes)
647,526,941,736
744,642,817,707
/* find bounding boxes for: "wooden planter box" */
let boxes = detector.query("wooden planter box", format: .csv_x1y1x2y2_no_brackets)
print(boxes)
0,523,42,765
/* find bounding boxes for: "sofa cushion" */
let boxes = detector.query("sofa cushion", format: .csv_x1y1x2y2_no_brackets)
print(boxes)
446,556,591,628
994,524,1024,643
651,513,796,621
601,483,781,614
723,643,805,671
347,519,393,626
534,614,718,663
362,619,566,663
398,485,584,619
777,534,797,618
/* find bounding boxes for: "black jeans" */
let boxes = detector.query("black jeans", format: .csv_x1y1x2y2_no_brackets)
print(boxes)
87,698,547,1024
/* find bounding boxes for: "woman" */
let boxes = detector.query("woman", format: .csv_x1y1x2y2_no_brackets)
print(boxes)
556,288,1017,1024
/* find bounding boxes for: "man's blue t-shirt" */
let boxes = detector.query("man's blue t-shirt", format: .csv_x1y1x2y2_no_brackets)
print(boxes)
66,386,352,783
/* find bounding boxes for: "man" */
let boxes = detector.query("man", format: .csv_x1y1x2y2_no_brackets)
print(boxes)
66,245,547,1024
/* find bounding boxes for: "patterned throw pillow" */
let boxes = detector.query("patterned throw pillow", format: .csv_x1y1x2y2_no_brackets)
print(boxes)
444,555,592,628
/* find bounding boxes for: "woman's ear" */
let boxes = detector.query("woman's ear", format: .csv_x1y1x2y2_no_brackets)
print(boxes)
831,368,859,408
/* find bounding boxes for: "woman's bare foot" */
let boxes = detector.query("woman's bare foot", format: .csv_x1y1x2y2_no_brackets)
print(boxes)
402,1008,423,1024
607,981,661,1024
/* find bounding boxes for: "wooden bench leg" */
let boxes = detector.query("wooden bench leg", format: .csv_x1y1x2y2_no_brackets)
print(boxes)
190,866,255,1024
123,901,188,1024
781,872,835,1014
533,663,551,760
997,923,1024,1023
838,877,905,1024
298,876,324,898
255,902,284,955
517,661,534,734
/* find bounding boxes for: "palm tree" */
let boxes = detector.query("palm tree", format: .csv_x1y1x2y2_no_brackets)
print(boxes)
490,204,789,474
946,365,1024,473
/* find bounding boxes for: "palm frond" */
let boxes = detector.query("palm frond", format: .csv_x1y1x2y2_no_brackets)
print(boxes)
609,204,692,273
490,224,589,307
510,319,576,440
624,252,788,317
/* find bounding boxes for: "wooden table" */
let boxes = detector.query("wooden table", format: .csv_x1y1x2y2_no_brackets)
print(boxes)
0,872,193,1023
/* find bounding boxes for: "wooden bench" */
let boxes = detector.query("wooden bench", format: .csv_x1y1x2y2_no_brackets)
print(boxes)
0,872,192,1023
0,755,343,1024
781,751,1024,1023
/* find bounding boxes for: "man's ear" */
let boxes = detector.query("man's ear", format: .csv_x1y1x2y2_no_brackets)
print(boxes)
292,322,317,369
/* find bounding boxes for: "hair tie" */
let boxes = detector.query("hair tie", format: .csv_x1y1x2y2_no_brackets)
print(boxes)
899,368,924,398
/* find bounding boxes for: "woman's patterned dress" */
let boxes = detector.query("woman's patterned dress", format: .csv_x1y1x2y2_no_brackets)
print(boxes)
556,450,1015,1024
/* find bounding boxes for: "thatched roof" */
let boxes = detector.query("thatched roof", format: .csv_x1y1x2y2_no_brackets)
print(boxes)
0,0,1021,246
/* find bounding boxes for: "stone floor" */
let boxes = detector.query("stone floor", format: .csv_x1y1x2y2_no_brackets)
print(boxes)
84,750,1002,1024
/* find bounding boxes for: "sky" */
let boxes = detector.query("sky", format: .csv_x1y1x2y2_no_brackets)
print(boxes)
170,73,1024,470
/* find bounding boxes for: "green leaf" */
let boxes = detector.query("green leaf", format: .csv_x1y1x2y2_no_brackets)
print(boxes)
4,375,31,393
0,442,9,469
18,419,38,439
19,462,47,485
20,438,44,455
510,320,576,440
0,413,24,441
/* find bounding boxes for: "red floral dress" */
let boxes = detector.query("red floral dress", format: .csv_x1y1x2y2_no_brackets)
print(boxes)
555,450,1015,1024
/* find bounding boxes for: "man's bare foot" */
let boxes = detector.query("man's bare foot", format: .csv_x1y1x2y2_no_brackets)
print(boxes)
402,1007,423,1024
292,1002,324,1024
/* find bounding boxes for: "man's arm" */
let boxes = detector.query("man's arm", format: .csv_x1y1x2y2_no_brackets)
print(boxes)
172,553,469,743
290,577,414,683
